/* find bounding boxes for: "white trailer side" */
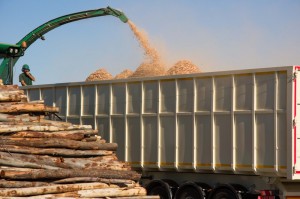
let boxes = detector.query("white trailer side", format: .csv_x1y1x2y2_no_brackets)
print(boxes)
23,66,300,198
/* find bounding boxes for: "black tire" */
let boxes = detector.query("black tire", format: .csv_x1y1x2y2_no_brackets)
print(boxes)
148,185,171,199
209,188,239,199
175,186,205,199
146,180,173,199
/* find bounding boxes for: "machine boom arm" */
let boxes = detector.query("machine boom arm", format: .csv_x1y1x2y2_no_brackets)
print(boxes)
0,6,128,84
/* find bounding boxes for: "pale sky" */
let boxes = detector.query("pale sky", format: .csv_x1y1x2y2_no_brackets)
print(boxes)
1,1,300,85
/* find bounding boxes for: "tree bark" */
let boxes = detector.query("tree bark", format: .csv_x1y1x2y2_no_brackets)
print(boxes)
0,179,49,188
52,177,135,185
0,123,93,133
0,152,63,169
0,168,141,181
0,102,59,113
57,187,147,198
9,131,85,141
0,85,20,91
0,151,126,170
6,195,160,199
0,92,25,102
0,145,114,157
0,138,117,150
0,182,110,197
0,113,43,122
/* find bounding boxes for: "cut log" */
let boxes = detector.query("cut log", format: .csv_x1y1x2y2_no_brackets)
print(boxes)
0,123,93,133
0,151,125,170
27,100,44,104
50,129,98,136
9,131,85,141
0,145,114,157
52,177,135,185
0,182,110,197
0,113,43,122
0,167,36,172
0,92,25,102
0,151,70,169
57,187,147,198
0,85,19,91
6,195,160,199
81,137,98,142
0,102,59,113
0,179,49,188
106,196,160,199
0,138,117,150
61,159,130,170
0,168,141,181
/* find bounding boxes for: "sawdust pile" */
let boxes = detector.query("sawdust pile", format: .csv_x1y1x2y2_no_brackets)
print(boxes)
166,60,200,75
130,62,165,78
114,69,134,79
85,68,113,81
128,20,166,78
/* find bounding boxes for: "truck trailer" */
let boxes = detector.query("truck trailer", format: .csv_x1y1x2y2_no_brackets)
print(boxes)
22,65,300,199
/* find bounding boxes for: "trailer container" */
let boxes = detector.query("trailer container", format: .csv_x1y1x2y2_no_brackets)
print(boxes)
23,66,300,198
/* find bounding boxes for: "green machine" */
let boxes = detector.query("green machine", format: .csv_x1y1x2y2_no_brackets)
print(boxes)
0,6,128,85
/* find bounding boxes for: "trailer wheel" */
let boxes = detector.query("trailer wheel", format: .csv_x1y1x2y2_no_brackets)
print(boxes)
208,184,243,199
175,182,209,199
146,179,176,199
209,188,238,199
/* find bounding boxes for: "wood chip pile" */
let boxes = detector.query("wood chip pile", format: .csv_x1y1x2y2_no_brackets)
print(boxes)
86,68,113,82
114,69,134,79
0,84,155,198
166,60,201,75
130,62,166,78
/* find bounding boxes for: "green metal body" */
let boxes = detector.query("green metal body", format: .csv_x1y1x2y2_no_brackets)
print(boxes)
0,6,128,84
0,43,23,58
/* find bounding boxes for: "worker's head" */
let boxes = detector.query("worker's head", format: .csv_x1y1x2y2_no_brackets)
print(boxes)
22,64,30,72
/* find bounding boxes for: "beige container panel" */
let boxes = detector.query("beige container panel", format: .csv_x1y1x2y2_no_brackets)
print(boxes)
256,73,274,110
160,80,175,113
67,118,80,125
55,87,67,117
97,85,110,115
27,88,40,101
143,116,158,168
143,81,158,113
111,117,125,161
255,114,275,171
160,116,175,168
178,79,193,112
196,115,212,170
41,88,54,107
215,76,231,111
214,115,232,170
277,113,287,171
112,83,125,114
235,74,252,110
68,86,80,116
81,118,95,129
127,117,141,166
128,83,141,114
277,72,287,109
196,78,212,111
82,86,95,116
235,114,253,171
23,67,293,177
96,117,109,142
178,115,193,169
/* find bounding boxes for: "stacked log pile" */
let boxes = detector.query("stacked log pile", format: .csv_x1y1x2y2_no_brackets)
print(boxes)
0,84,156,198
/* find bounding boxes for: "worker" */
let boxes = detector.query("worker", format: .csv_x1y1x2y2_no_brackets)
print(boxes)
19,64,35,86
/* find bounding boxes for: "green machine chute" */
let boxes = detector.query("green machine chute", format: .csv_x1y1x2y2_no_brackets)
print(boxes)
0,6,128,85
